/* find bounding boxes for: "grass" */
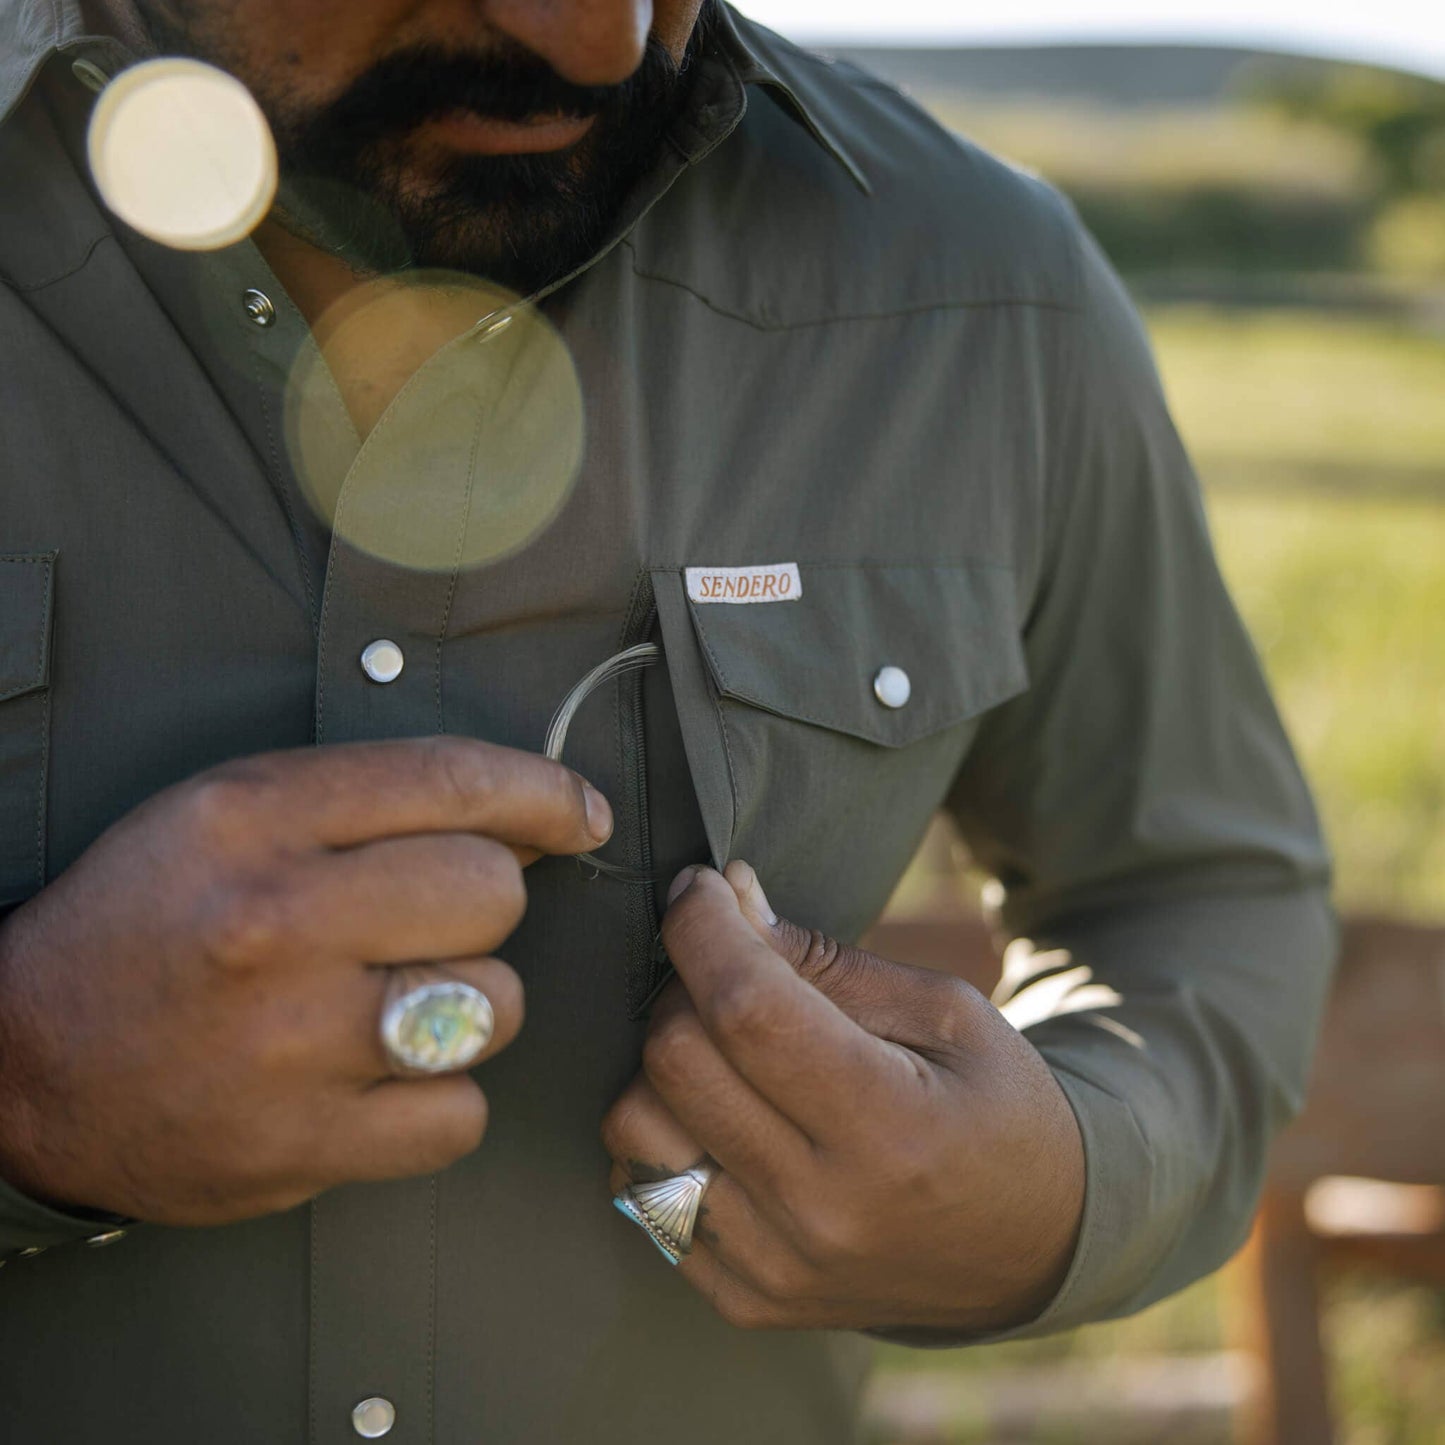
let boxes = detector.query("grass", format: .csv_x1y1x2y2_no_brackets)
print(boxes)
1324,1278,1445,1445
1147,308,1445,481
1147,307,1445,920
1204,488,1445,919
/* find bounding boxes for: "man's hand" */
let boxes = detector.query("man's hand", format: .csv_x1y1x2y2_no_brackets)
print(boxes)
601,863,1085,1336
0,738,611,1226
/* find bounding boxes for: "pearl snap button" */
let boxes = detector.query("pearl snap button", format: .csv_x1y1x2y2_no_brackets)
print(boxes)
242,288,276,327
71,58,111,93
351,1397,395,1438
873,666,912,709
85,1229,128,1248
360,639,404,684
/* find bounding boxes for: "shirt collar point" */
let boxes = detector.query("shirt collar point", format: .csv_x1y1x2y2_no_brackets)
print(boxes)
710,4,873,198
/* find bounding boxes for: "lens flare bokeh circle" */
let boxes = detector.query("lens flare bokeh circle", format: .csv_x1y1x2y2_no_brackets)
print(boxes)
284,272,585,574
87,57,277,251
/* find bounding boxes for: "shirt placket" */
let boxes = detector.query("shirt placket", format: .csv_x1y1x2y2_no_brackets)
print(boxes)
307,329,508,1444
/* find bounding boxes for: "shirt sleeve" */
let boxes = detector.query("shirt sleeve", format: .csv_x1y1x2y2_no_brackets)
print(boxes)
0,1174,123,1259
941,215,1338,1337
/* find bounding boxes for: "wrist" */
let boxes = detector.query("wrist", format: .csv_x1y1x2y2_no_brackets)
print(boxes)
0,917,83,1214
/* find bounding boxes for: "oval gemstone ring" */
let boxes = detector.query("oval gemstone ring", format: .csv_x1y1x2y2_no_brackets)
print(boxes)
380,979,495,1075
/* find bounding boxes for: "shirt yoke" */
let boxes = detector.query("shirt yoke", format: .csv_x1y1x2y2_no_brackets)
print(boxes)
627,29,1086,332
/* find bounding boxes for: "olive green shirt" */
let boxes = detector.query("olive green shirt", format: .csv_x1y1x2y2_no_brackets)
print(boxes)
0,2,1335,1441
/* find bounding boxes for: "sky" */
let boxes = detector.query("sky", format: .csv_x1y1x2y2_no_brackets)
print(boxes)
736,0,1445,81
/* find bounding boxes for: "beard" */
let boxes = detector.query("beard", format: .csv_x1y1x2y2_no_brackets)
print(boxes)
137,3,714,292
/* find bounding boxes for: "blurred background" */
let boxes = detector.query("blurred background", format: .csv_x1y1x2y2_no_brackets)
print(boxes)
737,2,1445,1441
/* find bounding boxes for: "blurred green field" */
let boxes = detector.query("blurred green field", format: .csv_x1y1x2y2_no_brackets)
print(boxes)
1204,487,1445,919
930,99,1370,199
868,1273,1445,1444
1150,308,1445,481
1148,307,1445,920
903,69,1445,278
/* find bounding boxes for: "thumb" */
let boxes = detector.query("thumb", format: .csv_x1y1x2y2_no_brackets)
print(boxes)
721,860,982,1053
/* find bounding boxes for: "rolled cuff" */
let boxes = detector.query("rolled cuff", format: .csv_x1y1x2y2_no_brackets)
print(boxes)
0,1173,126,1258
990,1064,1157,1339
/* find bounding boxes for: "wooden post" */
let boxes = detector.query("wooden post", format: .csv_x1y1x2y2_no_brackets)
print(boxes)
1226,1190,1335,1445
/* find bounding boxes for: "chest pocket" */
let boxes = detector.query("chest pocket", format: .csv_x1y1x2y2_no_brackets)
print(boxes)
0,553,56,912
652,561,1027,941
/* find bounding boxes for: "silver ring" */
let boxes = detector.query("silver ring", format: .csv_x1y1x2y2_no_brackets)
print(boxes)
379,979,494,1075
613,1160,720,1264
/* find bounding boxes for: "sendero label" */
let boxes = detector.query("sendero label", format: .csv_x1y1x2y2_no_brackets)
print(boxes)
686,563,803,605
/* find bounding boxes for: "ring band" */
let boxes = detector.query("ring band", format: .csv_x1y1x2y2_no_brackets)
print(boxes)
613,1160,719,1264
380,978,494,1075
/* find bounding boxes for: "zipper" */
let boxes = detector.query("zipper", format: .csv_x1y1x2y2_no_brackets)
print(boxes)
616,570,665,1017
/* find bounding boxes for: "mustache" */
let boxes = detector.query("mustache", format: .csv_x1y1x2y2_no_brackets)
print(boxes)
286,40,680,152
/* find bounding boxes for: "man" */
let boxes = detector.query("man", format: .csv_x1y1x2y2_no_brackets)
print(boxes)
0,0,1335,1439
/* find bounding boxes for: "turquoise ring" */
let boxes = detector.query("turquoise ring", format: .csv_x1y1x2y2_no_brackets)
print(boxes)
613,1161,720,1264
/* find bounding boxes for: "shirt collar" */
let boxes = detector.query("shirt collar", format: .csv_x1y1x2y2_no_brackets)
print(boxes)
0,0,127,128
708,4,872,195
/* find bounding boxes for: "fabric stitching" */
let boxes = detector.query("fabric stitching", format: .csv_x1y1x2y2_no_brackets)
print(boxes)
615,580,638,1006
307,1213,319,1442
0,555,55,702
314,440,366,745
624,244,1081,333
313,552,334,745
1040,219,1091,575
435,406,486,733
615,568,659,1016
7,232,111,295
250,350,319,632
33,683,49,895
427,1176,438,1445
700,681,1016,748
32,556,52,891
616,568,650,650
676,591,742,861
714,694,741,863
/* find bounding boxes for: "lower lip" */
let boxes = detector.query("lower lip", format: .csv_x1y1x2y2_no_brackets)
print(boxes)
424,111,597,155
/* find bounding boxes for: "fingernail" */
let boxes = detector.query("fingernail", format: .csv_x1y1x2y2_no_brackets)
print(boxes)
733,861,777,925
667,865,703,906
583,784,614,844
746,870,777,926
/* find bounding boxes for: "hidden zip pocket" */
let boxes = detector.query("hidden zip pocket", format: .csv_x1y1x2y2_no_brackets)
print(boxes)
615,570,664,1017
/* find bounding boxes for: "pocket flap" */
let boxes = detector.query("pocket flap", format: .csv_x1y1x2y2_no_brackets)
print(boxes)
0,554,56,703
675,561,1027,748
